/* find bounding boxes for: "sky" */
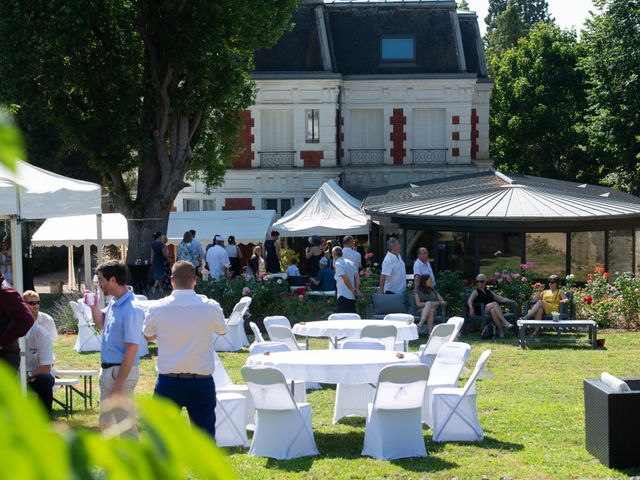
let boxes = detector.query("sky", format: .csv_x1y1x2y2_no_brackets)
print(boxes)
464,0,598,36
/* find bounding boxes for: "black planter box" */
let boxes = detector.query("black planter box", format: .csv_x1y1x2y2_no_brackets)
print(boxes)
584,378,640,469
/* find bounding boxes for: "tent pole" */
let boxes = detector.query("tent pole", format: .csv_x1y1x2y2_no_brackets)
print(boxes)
96,214,104,265
83,242,92,292
10,217,27,394
67,246,75,291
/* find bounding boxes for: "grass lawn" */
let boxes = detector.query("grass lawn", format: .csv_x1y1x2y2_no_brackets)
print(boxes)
50,331,640,479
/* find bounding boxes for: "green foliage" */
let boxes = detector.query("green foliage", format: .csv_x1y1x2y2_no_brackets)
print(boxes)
485,1,527,73
356,252,380,317
195,275,335,327
490,262,537,313
279,247,299,272
486,0,552,32
435,270,465,317
490,23,588,180
457,0,471,10
526,234,562,256
580,0,640,194
0,108,23,169
50,293,82,334
611,272,640,329
0,362,236,480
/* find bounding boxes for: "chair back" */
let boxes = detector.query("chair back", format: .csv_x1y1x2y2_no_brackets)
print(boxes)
461,350,492,396
267,325,301,351
446,317,465,339
249,342,291,356
372,364,429,410
429,342,471,386
383,313,414,323
340,339,386,351
227,296,252,326
263,315,292,338
360,324,397,351
249,322,265,343
421,323,456,356
328,313,361,321
241,366,297,411
213,351,234,388
69,301,89,327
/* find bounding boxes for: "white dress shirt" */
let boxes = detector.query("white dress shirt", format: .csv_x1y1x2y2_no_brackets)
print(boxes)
413,259,436,287
342,247,362,270
25,324,54,372
36,311,59,342
334,257,357,300
381,251,406,294
206,245,231,280
143,290,227,375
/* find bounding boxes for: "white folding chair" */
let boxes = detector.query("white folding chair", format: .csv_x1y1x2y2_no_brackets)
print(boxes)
267,325,307,351
362,364,430,460
263,315,291,338
213,351,254,428
383,313,414,351
215,392,249,447
422,342,471,426
333,339,385,423
70,301,102,352
431,350,492,442
241,366,319,459
249,322,265,343
446,316,465,340
248,342,306,403
328,313,361,321
360,324,397,351
417,323,456,368
214,297,252,351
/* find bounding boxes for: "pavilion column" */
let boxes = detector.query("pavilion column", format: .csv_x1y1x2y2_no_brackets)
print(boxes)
67,246,75,291
83,242,92,291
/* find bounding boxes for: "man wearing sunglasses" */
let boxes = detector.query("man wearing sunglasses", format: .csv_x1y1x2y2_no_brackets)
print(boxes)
22,290,58,342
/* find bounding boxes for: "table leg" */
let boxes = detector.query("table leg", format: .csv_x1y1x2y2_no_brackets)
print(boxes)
305,337,309,350
591,325,597,349
69,385,74,414
89,376,93,408
290,379,295,396
404,340,408,352
83,376,88,409
518,325,526,348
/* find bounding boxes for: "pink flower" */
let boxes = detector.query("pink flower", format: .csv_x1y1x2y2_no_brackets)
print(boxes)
242,287,251,295
364,270,371,277
504,274,513,282
359,270,366,276
521,277,528,282
298,294,304,302
513,273,520,279
364,252,374,259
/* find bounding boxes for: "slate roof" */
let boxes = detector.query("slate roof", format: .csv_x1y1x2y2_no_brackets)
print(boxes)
253,0,487,77
362,171,640,231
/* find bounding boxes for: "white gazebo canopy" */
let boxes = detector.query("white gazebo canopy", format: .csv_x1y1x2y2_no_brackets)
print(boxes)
32,209,278,248
272,179,369,237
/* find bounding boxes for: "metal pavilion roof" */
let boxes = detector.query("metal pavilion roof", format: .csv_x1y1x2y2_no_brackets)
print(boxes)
362,171,640,232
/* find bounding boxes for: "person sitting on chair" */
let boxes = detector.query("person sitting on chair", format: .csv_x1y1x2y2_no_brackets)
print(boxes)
522,274,569,335
414,274,445,334
24,322,55,415
467,273,514,338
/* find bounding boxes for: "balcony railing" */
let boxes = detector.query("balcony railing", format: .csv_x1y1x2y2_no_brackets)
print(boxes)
410,148,448,165
349,149,385,166
258,151,295,168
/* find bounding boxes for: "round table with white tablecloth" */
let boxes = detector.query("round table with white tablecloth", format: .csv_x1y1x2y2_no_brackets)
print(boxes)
244,349,420,385
292,319,418,350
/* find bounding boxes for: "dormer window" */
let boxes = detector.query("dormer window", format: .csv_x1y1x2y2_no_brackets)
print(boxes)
381,37,415,62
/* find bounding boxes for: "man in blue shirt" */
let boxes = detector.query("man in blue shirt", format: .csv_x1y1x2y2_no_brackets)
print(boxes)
88,260,143,438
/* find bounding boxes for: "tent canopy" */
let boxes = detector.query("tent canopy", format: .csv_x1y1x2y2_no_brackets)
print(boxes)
0,159,101,220
32,210,277,247
272,179,369,237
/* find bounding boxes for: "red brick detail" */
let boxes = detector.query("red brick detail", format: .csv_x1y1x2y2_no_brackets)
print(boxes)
301,150,323,167
452,115,460,125
223,198,255,210
471,108,479,160
452,131,460,141
231,110,254,168
389,108,406,165
452,148,460,157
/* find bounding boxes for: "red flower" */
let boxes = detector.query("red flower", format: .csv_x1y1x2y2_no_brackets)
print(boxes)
595,267,605,275
603,272,610,280
582,296,593,305
294,287,306,296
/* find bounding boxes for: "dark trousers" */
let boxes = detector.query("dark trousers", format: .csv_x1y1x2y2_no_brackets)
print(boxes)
336,296,357,314
154,375,217,438
0,346,20,371
29,373,55,415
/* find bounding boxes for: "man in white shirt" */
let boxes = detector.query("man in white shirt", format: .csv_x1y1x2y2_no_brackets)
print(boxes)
379,238,406,294
341,235,362,270
23,290,59,342
206,235,231,280
333,246,360,313
412,247,435,288
143,260,227,438
25,323,55,415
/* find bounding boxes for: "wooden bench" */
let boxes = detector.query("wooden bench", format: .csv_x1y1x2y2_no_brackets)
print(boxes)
517,319,598,349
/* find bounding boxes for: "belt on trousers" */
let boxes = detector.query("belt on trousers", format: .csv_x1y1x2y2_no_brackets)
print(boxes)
160,373,210,379
101,362,122,369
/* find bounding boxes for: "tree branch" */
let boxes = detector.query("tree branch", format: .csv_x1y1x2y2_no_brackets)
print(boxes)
188,109,203,143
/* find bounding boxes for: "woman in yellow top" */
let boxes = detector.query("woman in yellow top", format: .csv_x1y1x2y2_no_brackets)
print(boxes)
522,274,569,320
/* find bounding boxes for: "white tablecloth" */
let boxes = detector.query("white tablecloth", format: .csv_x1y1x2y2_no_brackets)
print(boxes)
244,349,420,384
292,319,418,342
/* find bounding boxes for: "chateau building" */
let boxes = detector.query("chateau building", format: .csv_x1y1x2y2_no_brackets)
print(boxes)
175,0,492,216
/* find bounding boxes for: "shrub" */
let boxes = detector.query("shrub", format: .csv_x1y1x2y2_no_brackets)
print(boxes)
435,270,465,316
613,272,640,329
492,263,537,314
50,293,81,334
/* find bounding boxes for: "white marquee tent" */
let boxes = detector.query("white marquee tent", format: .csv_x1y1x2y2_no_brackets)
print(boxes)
272,179,369,237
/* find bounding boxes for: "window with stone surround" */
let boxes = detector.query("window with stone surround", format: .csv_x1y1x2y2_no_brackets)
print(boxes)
183,198,200,212
305,109,320,143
